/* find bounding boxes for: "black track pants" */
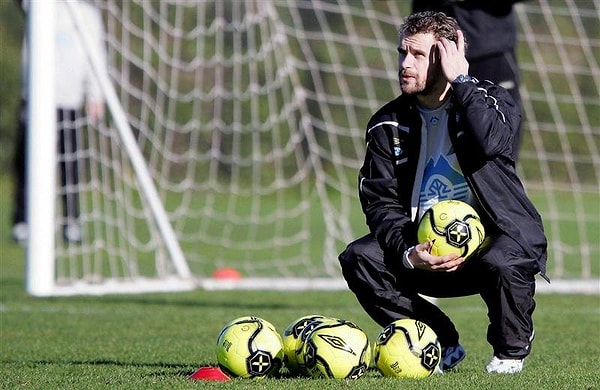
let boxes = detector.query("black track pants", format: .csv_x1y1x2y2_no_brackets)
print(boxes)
13,103,81,225
338,233,538,359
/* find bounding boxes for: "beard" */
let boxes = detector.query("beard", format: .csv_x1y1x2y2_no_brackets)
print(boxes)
399,65,440,96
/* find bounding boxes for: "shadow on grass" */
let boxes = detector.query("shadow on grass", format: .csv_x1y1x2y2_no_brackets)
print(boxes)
39,290,357,311
0,358,209,379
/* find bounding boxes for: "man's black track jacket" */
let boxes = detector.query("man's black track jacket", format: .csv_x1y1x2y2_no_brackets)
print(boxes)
358,79,548,275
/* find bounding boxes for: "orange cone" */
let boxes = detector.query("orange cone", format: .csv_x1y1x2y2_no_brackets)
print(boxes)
188,366,230,381
211,267,242,280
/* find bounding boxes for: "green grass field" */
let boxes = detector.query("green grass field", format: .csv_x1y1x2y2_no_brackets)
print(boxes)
1,1,599,387
2,216,600,389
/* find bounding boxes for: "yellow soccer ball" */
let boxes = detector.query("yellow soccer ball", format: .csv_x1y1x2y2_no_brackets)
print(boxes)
374,318,441,379
302,319,371,379
417,199,485,258
282,314,328,375
215,316,283,379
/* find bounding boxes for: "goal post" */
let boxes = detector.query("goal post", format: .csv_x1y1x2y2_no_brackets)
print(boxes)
25,0,599,296
25,0,57,296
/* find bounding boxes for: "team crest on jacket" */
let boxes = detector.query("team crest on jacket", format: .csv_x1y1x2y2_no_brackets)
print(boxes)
420,155,469,207
393,137,403,158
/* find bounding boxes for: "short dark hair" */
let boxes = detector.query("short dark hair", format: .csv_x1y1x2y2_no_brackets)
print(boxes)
399,11,467,51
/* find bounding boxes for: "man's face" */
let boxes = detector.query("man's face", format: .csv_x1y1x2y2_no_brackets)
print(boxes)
397,32,441,96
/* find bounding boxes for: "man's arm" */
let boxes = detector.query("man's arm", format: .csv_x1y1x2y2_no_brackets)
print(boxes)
439,30,520,158
359,121,416,260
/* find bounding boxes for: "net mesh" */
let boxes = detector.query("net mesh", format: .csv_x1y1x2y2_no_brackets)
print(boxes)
51,0,598,291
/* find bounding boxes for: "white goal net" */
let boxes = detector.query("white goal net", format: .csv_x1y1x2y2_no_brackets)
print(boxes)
26,0,599,295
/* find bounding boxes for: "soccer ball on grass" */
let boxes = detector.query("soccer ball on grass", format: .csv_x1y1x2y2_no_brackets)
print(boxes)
374,318,441,379
302,319,371,379
417,199,485,258
281,314,330,375
215,316,284,379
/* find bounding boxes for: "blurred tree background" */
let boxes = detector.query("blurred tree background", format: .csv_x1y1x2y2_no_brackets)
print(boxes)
2,1,597,185
0,1,596,285
0,1,25,172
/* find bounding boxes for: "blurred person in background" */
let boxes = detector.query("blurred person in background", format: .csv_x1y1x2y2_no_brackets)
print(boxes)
12,0,107,245
413,0,524,160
